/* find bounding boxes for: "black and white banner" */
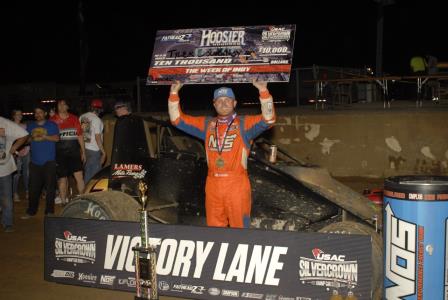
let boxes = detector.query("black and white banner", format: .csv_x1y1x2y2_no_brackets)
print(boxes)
44,217,372,299
146,25,296,85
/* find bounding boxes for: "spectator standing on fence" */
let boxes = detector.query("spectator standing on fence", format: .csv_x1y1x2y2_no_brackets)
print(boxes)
410,55,427,75
426,54,439,75
410,55,429,102
80,99,106,184
426,54,440,101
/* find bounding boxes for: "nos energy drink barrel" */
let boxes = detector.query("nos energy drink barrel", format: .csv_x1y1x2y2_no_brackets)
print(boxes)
383,176,448,300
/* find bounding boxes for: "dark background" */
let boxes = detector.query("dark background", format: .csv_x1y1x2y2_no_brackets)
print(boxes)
1,1,445,84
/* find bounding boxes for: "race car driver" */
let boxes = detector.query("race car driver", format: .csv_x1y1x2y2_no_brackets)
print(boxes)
168,80,275,228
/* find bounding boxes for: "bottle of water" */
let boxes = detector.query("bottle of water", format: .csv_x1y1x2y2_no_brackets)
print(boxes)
345,291,357,300
329,289,343,300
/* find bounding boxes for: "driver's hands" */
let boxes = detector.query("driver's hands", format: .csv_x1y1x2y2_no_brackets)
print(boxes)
170,80,183,94
252,79,268,92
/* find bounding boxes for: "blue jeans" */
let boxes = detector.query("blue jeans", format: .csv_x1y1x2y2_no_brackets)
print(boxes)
84,149,101,184
13,153,30,194
0,174,13,227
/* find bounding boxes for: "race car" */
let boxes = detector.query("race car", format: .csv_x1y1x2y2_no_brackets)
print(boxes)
60,114,383,298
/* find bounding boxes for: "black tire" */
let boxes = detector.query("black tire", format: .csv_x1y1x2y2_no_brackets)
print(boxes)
61,191,179,223
61,191,141,221
318,221,383,300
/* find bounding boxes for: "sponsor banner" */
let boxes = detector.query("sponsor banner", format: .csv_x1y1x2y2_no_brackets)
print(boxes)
146,25,296,85
45,217,371,299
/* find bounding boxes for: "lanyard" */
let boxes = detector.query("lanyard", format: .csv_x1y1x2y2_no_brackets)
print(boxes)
215,114,236,155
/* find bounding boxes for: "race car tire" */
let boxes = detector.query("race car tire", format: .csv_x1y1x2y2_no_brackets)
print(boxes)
61,191,179,223
318,221,383,300
60,191,140,221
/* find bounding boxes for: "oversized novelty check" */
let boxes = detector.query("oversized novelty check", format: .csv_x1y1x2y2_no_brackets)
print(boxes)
146,25,296,85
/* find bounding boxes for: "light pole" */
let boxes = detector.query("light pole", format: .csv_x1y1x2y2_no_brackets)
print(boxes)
374,0,395,77
78,0,88,107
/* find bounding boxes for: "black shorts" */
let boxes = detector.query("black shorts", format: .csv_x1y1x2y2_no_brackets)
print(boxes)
56,149,83,178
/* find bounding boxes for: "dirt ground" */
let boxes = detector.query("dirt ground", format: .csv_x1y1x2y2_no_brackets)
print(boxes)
0,177,383,300
0,191,183,300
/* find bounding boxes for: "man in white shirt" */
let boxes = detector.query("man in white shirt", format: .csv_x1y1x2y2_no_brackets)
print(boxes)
0,116,28,232
80,99,106,184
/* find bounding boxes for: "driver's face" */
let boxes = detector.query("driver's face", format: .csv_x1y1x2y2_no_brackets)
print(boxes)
213,97,236,117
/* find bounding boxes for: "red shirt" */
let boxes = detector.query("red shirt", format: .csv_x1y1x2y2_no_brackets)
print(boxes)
50,113,82,150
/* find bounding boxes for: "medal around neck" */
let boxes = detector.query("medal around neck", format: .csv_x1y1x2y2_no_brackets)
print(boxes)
214,115,236,162
216,156,225,168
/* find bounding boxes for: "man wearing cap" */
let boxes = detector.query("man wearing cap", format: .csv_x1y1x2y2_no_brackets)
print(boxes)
80,99,106,183
168,80,275,228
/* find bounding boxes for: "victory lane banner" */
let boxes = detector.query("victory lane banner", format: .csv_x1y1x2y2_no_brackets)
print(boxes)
146,25,296,85
44,217,372,299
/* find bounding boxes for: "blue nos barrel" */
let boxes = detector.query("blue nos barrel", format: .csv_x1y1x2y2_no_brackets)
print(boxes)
383,176,448,299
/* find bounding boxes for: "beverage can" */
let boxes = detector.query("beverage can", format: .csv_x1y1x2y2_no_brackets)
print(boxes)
269,145,277,163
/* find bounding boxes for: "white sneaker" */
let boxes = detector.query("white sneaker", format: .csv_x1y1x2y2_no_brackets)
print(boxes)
20,214,35,220
54,196,62,204
13,193,20,202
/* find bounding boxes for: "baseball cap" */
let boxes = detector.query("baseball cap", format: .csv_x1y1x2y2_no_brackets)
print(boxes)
213,87,235,100
91,99,103,108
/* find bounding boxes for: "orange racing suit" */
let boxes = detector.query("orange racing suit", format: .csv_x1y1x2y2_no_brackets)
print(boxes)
168,90,275,228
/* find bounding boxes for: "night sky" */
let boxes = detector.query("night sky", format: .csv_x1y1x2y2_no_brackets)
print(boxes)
2,1,445,84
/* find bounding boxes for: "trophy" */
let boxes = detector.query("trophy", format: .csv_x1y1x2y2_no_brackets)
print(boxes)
133,181,158,300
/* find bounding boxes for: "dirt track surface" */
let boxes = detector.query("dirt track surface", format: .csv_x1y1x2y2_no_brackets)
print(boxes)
0,177,383,300
0,194,183,300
